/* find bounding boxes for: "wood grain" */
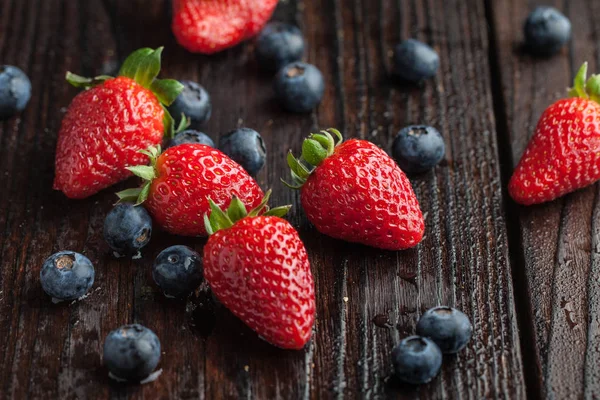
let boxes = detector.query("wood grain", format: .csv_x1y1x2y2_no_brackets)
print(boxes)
489,0,600,398
0,0,527,398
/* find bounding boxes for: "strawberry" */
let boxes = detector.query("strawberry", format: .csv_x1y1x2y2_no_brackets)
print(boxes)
284,129,425,250
244,0,280,38
203,193,315,349
117,144,264,236
172,0,278,54
509,63,600,205
53,48,183,199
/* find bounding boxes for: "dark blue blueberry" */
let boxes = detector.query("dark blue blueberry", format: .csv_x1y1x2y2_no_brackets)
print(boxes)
40,251,95,301
392,336,442,385
274,62,324,113
256,22,305,71
152,245,203,298
392,39,439,82
524,6,571,56
392,125,445,174
416,306,472,354
103,324,161,381
166,129,215,149
218,128,266,176
103,203,152,258
167,81,211,128
0,66,32,119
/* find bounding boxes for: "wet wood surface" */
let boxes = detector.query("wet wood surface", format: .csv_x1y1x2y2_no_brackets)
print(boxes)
0,0,595,398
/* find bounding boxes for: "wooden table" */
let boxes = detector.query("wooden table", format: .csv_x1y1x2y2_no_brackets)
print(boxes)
1,0,598,398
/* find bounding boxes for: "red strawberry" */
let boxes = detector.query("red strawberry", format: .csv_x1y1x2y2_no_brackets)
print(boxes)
244,0,279,38
203,194,315,349
285,129,425,250
53,48,183,199
118,144,264,236
509,63,600,205
172,0,278,54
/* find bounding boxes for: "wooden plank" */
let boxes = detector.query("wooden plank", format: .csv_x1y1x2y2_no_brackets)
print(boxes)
300,0,526,397
0,0,525,398
488,0,600,398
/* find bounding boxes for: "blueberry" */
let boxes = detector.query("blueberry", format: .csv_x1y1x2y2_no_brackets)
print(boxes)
40,251,95,301
167,81,211,128
416,306,473,354
0,66,32,119
103,203,152,258
256,22,305,71
392,125,445,174
392,336,442,385
103,324,161,381
218,128,266,176
274,62,325,113
152,245,203,298
392,39,439,82
524,6,571,56
166,129,215,149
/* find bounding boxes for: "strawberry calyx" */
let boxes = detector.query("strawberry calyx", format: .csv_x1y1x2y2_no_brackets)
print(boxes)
568,62,600,103
282,128,343,189
115,145,162,205
65,47,184,138
203,190,292,235
65,73,113,88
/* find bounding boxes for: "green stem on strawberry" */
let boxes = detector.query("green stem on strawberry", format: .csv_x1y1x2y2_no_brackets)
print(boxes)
64,47,184,139
587,75,600,104
65,73,113,89
174,113,192,134
203,190,292,235
568,62,600,103
116,145,162,205
282,128,343,189
568,63,588,98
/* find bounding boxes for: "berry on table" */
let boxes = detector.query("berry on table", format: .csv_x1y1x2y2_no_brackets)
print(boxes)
392,39,439,82
40,251,95,301
274,62,325,113
203,192,314,349
53,47,183,199
103,203,152,258
218,128,266,176
392,125,445,174
167,81,211,128
244,0,280,38
0,65,32,119
392,336,442,385
509,63,600,204
166,129,215,149
284,129,425,250
103,324,161,382
171,0,278,54
256,22,305,71
117,144,264,237
524,6,571,56
416,306,472,354
152,245,203,298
